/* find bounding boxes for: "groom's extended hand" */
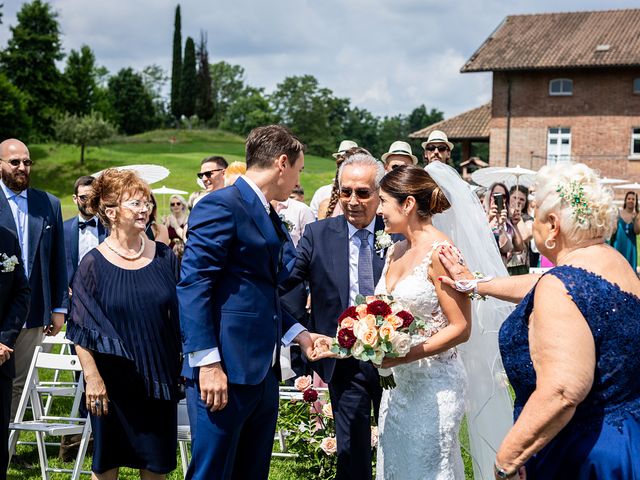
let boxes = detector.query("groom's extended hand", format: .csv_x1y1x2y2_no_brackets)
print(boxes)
199,363,228,412
295,331,334,361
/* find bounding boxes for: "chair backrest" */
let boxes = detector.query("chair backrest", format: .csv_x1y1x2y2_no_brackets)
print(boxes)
42,332,72,346
34,352,83,372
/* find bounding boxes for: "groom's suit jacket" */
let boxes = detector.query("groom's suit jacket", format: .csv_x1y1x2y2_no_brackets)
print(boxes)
178,177,299,385
283,215,387,382
0,186,67,328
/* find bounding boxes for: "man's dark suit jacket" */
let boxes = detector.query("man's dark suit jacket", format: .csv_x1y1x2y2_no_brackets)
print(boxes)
63,216,107,286
0,226,31,379
283,215,387,382
0,187,68,328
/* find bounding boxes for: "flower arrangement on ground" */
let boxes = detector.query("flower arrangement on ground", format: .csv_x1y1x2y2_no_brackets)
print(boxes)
330,294,424,388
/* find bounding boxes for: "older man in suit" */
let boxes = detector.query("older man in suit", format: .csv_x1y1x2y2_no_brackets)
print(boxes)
0,226,30,479
282,152,389,480
0,138,68,420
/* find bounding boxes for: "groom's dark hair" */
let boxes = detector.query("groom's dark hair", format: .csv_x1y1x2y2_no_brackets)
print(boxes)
245,125,305,170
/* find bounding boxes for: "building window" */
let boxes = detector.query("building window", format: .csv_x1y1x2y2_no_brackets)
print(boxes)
632,128,640,156
549,79,573,96
547,127,571,165
634,78,640,94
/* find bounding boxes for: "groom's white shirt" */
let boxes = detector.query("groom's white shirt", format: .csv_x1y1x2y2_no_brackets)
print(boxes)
188,175,306,368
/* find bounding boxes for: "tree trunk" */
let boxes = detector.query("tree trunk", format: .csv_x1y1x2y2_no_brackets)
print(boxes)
80,143,85,164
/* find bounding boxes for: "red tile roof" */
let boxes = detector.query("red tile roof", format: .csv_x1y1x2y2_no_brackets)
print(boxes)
409,103,491,140
461,9,640,72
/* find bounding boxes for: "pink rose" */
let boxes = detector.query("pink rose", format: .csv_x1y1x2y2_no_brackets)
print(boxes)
294,375,312,392
378,322,396,340
386,314,404,329
340,317,356,329
362,327,379,347
355,304,369,318
322,403,333,419
320,437,337,455
365,295,378,303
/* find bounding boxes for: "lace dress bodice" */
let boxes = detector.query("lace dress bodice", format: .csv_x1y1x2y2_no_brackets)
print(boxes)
375,241,467,480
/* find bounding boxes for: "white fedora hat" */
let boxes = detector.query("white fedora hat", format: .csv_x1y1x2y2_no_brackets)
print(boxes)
381,140,418,165
421,130,454,151
332,140,358,158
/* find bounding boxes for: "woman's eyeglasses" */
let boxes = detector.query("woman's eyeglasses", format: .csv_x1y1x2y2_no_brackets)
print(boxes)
120,200,153,212
197,168,224,179
424,145,449,152
339,187,373,200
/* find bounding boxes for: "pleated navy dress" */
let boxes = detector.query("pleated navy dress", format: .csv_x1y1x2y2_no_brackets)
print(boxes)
67,242,182,474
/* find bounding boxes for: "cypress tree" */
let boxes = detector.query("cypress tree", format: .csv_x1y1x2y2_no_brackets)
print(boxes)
170,4,182,118
180,36,196,119
195,31,214,122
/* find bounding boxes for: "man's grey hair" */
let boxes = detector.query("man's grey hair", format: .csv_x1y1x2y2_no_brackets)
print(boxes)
338,153,385,188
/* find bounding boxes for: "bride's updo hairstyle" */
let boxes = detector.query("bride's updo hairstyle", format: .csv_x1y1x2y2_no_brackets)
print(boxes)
380,165,450,218
87,168,151,228
535,163,617,243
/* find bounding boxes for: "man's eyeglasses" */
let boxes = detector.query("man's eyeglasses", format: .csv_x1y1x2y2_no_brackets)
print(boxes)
120,200,153,212
77,195,89,202
197,168,225,179
425,145,449,152
339,187,373,200
4,158,33,167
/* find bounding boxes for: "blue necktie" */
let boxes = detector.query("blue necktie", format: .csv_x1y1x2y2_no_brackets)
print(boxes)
356,229,374,296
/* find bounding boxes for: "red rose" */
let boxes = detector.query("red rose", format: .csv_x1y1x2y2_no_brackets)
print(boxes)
338,306,358,322
367,300,392,317
337,328,357,349
303,388,319,403
397,310,414,329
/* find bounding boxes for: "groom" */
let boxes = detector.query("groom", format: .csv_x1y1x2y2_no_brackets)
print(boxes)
178,125,323,479
282,152,388,480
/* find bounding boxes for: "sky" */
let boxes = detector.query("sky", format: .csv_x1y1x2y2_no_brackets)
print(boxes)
1,0,639,120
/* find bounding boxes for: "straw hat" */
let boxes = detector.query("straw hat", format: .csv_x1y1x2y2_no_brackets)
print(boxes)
420,130,454,151
381,141,418,165
332,140,358,158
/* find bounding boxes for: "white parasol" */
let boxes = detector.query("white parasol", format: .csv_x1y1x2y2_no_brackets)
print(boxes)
91,164,170,185
152,186,188,195
614,183,640,190
471,165,537,188
598,177,627,185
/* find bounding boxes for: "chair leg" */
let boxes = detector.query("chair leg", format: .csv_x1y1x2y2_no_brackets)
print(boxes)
35,430,49,480
179,441,189,479
72,422,92,480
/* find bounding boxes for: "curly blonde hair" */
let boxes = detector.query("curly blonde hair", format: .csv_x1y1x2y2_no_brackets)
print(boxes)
535,163,617,243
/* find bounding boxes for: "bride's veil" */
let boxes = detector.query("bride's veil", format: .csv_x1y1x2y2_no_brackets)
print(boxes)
425,161,515,480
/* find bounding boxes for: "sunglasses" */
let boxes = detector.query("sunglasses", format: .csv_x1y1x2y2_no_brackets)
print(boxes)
197,168,225,179
170,202,183,207
425,145,449,152
340,187,373,200
5,158,33,167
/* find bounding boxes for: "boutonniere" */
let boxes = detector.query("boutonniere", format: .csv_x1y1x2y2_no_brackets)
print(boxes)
375,230,392,256
279,214,294,232
0,253,19,273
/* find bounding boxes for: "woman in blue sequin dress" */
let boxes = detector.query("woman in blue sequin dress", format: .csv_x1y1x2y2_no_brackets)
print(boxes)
439,163,640,479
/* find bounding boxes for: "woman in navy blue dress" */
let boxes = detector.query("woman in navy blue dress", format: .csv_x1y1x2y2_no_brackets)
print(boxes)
67,169,181,479
439,163,640,479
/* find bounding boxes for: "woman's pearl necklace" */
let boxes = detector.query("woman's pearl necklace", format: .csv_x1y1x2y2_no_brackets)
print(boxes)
105,234,146,260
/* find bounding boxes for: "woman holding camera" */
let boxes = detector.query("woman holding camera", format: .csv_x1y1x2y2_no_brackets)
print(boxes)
484,183,524,266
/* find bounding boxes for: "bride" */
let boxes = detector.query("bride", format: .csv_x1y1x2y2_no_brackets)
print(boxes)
374,165,472,479
374,163,514,479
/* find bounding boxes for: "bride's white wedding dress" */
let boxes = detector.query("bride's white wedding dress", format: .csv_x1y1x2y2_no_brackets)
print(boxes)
375,241,467,480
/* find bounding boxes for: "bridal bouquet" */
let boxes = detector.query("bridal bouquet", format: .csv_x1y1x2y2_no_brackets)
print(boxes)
329,294,423,389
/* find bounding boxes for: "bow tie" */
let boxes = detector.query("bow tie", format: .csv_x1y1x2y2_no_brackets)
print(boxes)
79,219,96,230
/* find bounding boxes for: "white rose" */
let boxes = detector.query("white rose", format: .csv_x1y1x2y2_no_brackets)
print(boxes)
320,437,337,455
391,332,412,356
351,341,365,359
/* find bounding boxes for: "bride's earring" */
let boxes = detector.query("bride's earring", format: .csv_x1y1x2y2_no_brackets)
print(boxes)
544,237,556,249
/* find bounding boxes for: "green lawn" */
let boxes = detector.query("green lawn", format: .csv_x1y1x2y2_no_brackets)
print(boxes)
27,129,336,220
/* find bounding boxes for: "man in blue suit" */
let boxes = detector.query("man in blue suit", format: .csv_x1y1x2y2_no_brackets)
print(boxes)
0,226,30,479
282,152,389,480
63,175,107,285
178,125,327,479
0,138,68,420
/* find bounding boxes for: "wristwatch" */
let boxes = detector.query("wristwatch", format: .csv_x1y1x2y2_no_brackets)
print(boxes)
494,462,517,479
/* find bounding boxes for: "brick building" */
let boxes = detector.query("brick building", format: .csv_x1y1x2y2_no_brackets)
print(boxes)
411,9,640,182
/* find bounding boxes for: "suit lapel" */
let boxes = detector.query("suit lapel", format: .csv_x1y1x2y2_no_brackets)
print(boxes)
70,217,79,268
372,216,386,283
0,193,15,230
27,190,45,275
330,217,351,310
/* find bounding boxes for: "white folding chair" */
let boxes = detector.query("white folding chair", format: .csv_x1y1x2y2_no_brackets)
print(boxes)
9,346,92,479
177,399,191,478
40,333,76,415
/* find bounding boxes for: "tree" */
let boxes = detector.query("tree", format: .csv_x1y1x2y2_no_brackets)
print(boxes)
195,31,213,122
375,115,407,158
341,106,379,153
63,45,98,116
180,37,196,119
270,75,348,155
141,64,169,120
210,61,246,127
0,0,64,138
220,87,278,136
54,112,115,163
0,73,31,138
406,104,443,159
170,4,182,118
107,68,156,135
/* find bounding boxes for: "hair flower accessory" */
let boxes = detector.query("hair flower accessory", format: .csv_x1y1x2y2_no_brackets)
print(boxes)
556,181,592,224
375,230,392,254
0,253,19,273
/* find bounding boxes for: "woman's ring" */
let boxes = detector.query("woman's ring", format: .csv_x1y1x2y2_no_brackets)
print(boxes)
95,400,102,408
457,257,465,266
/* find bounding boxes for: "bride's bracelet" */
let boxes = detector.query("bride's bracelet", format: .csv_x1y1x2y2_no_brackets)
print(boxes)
453,272,493,301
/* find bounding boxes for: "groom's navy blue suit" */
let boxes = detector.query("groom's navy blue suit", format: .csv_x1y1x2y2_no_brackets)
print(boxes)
178,177,300,479
282,215,388,480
